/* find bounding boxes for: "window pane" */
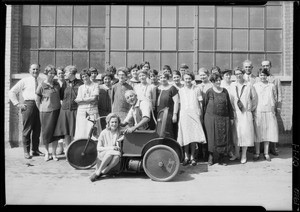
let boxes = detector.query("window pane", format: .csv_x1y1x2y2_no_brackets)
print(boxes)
91,6,106,26
232,53,248,69
73,28,88,49
161,53,176,70
162,6,176,27
56,51,72,68
178,52,193,71
145,6,160,27
74,6,88,26
22,26,38,49
249,53,265,70
233,30,248,51
40,6,55,26
90,52,105,72
110,52,126,68
56,27,72,48
144,53,159,70
249,30,264,51
266,54,282,75
129,6,143,27
266,30,282,51
216,7,231,27
127,53,143,67
266,6,282,28
233,7,248,28
216,53,230,69
129,28,143,50
90,28,105,50
111,28,126,50
145,29,160,50
198,53,214,70
22,5,39,26
179,6,194,27
57,6,72,26
21,50,38,72
73,52,89,71
40,27,55,48
178,29,194,50
216,29,231,51
199,29,214,50
111,6,126,26
199,6,214,27
250,7,264,28
162,29,176,50
39,51,55,71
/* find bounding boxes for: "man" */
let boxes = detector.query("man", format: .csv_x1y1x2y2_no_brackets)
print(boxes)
261,60,282,156
121,90,152,134
179,64,189,81
8,64,45,159
243,59,257,85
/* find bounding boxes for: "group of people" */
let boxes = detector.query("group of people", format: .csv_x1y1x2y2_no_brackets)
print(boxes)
8,59,281,181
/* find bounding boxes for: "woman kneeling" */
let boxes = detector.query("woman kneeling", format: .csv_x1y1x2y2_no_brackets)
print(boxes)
90,113,123,182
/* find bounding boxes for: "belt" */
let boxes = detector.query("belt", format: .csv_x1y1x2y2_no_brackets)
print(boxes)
24,100,36,102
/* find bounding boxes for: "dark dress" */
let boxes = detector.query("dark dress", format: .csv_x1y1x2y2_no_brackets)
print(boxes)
157,85,178,139
203,87,234,160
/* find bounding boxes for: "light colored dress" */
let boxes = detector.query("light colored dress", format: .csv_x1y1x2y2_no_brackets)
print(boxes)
177,85,206,146
74,82,101,140
230,81,258,147
253,82,278,143
97,129,122,161
134,82,157,108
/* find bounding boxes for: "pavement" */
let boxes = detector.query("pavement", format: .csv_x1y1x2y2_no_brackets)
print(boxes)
4,145,293,210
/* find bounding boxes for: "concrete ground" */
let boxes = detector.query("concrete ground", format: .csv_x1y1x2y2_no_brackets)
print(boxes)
5,145,292,210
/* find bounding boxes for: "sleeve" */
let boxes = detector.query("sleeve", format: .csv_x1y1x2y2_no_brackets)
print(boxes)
123,108,133,124
92,84,99,96
275,78,282,103
171,86,178,97
97,130,108,152
74,85,83,102
250,85,258,112
140,100,151,119
8,79,24,105
35,84,43,98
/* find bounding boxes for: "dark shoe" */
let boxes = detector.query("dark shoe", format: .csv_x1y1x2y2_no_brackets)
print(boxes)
253,154,260,161
208,155,213,166
24,153,32,159
191,159,197,166
32,150,45,156
270,151,278,156
264,154,271,162
90,173,101,182
182,158,190,166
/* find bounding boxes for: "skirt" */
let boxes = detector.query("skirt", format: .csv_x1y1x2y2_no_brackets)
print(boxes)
235,111,255,147
255,111,278,143
40,109,60,145
53,109,77,138
98,149,121,161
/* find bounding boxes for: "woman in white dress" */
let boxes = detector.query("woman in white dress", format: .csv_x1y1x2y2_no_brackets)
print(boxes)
177,72,206,166
253,68,278,162
74,69,101,140
230,67,258,164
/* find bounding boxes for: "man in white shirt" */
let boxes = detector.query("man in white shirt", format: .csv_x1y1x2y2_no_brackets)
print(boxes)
8,64,45,159
243,59,257,85
121,90,152,134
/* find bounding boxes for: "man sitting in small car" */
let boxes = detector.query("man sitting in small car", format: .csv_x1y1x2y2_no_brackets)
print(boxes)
121,90,152,134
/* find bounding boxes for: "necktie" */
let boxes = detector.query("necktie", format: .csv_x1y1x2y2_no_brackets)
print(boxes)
35,78,38,91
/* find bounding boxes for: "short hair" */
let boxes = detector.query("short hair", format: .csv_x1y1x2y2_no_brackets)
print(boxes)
198,67,209,75
210,66,221,74
44,65,57,75
258,68,270,76
56,66,64,72
221,69,232,76
261,60,272,67
243,59,253,67
208,73,222,83
161,70,171,80
180,63,189,69
117,67,129,76
64,65,77,75
89,67,98,74
101,71,114,81
129,64,139,72
106,65,117,74
233,67,245,75
29,63,41,69
140,61,150,69
172,70,181,77
183,72,195,81
79,68,91,78
162,65,172,71
137,69,149,76
105,113,121,131
149,69,158,76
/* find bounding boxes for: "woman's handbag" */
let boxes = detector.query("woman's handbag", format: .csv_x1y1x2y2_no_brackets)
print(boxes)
236,85,246,112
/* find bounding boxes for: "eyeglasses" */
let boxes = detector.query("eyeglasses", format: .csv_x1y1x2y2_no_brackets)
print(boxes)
235,73,243,76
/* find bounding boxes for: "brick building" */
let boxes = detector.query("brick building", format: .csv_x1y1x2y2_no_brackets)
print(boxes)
4,2,293,147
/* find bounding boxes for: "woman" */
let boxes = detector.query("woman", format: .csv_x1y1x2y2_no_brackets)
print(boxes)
177,72,206,166
35,65,61,161
89,113,123,182
198,67,213,95
230,67,258,164
157,71,179,139
111,67,133,122
74,69,101,140
172,70,184,90
98,72,113,130
53,65,83,149
127,65,140,89
253,68,278,162
203,73,234,166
